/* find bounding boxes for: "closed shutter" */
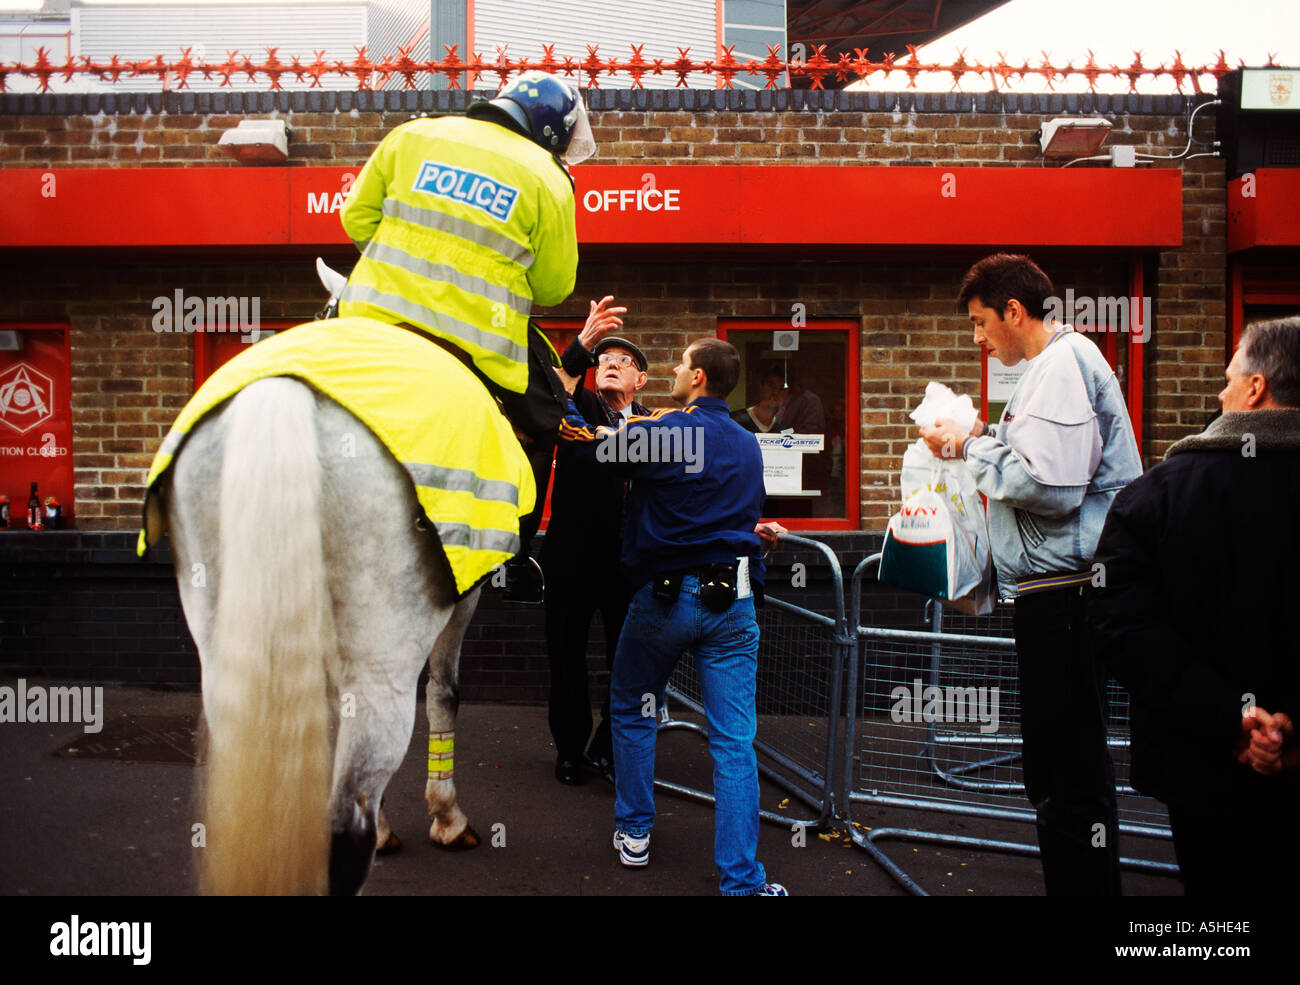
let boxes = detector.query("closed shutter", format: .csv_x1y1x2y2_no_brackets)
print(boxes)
73,3,367,91
473,0,716,89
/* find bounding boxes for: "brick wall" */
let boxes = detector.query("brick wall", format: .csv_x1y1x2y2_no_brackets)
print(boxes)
0,88,1234,693
0,88,1228,530
4,260,326,527
0,527,933,696
0,251,1140,532
1148,158,1229,460
570,255,1132,527
0,533,198,683
0,88,1219,173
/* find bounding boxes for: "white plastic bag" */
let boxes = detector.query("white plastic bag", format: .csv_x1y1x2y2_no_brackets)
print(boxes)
901,382,979,498
880,385,993,615
909,381,978,431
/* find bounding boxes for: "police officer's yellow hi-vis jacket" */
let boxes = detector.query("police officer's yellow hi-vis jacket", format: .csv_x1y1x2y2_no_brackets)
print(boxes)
137,317,536,597
338,115,578,395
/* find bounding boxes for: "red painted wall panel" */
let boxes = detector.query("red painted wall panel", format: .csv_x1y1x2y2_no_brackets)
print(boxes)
4,168,286,247
0,165,1184,250
1228,169,1300,253
0,325,73,527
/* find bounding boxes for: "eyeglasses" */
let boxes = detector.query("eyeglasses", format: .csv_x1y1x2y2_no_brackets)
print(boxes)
597,353,637,368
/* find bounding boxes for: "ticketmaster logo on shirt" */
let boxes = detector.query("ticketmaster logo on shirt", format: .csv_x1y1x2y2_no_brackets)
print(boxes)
412,161,519,222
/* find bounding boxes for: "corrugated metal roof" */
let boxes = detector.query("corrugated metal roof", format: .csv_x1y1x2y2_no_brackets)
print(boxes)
72,2,368,91
368,0,429,90
474,0,717,90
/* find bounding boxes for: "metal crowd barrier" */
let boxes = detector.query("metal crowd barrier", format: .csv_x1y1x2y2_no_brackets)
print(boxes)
845,553,1179,895
657,534,852,831
644,536,1180,895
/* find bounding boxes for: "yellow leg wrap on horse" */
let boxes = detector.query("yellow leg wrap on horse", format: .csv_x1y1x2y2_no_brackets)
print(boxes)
428,732,454,779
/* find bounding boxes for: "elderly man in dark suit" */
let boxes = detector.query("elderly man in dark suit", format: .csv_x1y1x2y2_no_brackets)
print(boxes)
1090,316,1300,894
544,297,650,785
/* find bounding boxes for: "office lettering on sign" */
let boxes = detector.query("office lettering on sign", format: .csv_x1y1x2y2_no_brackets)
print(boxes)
581,187,681,213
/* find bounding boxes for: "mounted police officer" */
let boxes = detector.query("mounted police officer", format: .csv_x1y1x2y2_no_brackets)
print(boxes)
339,71,595,602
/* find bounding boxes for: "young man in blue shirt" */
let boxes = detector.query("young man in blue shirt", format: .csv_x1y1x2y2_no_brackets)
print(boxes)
557,337,787,896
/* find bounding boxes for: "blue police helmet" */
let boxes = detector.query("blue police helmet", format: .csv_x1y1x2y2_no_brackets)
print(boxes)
468,71,595,164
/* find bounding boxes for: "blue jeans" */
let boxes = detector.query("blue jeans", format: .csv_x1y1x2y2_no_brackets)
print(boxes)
610,575,767,896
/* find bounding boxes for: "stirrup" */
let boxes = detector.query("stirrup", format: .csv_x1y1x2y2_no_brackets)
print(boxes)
503,556,545,605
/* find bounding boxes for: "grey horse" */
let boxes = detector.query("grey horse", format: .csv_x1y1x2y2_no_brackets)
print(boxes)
164,366,484,894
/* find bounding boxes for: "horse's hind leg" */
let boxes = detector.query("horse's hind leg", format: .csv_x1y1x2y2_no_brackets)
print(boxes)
326,677,416,895
426,587,482,850
313,394,462,893
374,797,400,854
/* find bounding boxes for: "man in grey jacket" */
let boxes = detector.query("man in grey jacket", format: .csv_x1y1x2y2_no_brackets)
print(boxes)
921,253,1141,895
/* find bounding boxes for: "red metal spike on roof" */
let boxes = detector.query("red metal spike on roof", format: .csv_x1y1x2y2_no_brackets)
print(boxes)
669,46,695,88
0,44,1265,93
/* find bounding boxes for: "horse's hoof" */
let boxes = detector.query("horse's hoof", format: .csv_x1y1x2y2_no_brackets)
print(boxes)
375,831,402,855
432,825,480,852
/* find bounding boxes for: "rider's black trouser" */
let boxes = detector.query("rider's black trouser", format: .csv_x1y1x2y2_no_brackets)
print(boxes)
481,323,567,561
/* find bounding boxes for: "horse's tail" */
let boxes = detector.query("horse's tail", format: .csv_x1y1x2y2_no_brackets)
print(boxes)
200,378,336,895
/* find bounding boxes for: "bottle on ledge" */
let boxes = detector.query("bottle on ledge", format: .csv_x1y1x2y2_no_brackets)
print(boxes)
44,496,61,531
27,481,43,531
0,494,9,529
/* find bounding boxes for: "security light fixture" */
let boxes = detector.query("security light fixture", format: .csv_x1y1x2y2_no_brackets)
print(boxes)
218,120,289,164
1038,117,1113,160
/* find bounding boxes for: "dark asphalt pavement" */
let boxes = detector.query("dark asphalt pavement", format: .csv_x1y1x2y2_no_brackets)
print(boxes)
0,679,1182,898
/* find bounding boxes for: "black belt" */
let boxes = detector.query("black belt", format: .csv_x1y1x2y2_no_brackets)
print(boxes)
1016,570,1094,596
651,562,741,612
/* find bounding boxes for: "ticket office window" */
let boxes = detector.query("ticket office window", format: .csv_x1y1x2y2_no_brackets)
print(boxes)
1242,282,1300,346
719,320,859,531
1,324,73,528
1246,302,1300,324
193,324,293,389
1232,263,1300,351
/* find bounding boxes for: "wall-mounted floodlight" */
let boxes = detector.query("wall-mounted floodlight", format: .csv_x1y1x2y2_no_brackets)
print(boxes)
1038,118,1113,160
218,120,289,164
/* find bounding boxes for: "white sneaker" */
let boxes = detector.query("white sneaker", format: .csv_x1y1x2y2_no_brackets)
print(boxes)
613,829,650,868
752,882,789,896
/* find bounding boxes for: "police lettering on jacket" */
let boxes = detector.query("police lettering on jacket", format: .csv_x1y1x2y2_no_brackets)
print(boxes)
412,161,520,223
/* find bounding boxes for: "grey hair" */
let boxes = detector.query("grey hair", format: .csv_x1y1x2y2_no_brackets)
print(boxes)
1240,316,1300,409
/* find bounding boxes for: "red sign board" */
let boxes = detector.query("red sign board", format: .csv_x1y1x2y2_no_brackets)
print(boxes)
736,166,1183,246
0,165,1184,251
289,168,362,246
574,165,742,245
1228,169,1300,253
0,325,73,528
0,168,286,247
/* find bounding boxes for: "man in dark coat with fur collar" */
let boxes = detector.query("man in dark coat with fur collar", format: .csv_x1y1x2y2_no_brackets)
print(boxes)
543,298,650,786
1090,316,1300,895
